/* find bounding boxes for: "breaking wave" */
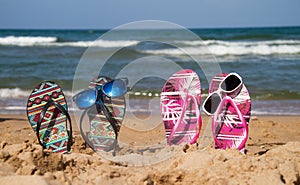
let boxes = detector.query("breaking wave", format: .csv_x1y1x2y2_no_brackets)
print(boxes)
0,36,139,48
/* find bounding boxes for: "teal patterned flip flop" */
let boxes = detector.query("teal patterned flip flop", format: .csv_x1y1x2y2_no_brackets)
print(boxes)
27,81,72,153
80,76,125,152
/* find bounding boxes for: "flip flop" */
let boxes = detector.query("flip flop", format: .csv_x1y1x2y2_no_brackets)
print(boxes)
79,76,126,152
27,81,72,153
204,73,251,151
160,69,202,145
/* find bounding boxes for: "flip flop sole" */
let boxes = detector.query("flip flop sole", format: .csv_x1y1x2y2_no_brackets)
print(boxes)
27,81,70,153
87,76,125,152
160,69,202,145
210,74,251,150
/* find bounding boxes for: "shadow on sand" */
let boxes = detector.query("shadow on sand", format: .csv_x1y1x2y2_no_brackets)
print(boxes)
0,118,27,122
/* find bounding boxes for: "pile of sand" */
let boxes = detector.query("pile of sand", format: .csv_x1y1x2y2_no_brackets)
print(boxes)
0,138,299,185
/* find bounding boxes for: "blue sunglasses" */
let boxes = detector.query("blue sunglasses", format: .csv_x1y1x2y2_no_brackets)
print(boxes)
73,78,129,109
73,78,128,154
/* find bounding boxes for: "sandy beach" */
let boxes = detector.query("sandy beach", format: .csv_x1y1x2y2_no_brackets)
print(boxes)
1,0,300,184
0,114,299,185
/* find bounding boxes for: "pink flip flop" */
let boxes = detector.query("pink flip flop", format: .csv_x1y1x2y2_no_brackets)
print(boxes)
202,73,251,152
160,69,202,145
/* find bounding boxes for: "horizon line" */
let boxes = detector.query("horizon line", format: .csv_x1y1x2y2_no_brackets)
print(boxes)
0,25,299,31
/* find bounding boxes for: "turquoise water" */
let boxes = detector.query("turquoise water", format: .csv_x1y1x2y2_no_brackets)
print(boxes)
0,27,300,115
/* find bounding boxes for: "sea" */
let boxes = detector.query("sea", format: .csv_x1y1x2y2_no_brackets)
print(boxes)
0,27,300,115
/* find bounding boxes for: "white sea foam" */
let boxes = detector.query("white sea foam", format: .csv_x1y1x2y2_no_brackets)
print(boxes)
58,39,139,48
0,88,30,98
0,36,57,46
0,88,74,98
2,36,300,55
0,36,139,48
174,39,300,46
143,40,300,56
0,106,25,110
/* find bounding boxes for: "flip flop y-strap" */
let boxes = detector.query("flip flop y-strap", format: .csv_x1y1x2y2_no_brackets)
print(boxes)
36,99,73,152
213,96,248,150
168,92,201,144
79,102,119,151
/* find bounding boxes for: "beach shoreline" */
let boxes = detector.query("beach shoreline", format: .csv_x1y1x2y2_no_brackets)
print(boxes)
0,113,299,184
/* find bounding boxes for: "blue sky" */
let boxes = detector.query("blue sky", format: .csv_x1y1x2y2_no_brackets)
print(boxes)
0,0,299,29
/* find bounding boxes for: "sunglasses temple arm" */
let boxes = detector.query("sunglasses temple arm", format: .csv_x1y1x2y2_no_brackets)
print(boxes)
189,94,201,145
116,77,129,85
123,78,129,85
79,109,95,150
97,99,119,138
213,97,225,136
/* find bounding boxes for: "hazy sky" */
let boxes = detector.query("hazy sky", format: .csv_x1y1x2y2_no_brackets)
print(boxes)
0,0,299,29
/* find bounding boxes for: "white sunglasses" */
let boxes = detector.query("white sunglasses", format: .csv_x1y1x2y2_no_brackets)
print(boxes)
202,73,243,115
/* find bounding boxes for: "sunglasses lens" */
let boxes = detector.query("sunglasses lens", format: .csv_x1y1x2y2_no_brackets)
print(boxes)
74,89,97,109
204,93,221,114
220,74,242,92
102,79,127,98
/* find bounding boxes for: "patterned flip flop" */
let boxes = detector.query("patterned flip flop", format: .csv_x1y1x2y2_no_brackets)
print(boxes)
27,81,72,153
208,73,251,151
160,69,202,145
80,76,125,152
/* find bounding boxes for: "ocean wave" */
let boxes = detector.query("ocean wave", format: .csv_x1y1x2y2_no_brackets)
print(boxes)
0,36,57,46
0,36,139,48
2,36,300,55
142,41,300,56
0,88,73,98
56,40,139,48
0,88,30,98
174,39,300,46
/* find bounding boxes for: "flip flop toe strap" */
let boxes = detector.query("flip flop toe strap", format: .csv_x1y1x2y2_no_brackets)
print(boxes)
36,99,73,152
79,104,119,152
213,96,248,150
168,93,201,144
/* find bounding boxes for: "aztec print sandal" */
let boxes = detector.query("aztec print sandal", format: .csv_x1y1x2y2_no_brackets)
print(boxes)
27,81,73,153
73,76,126,152
160,69,202,145
202,73,251,152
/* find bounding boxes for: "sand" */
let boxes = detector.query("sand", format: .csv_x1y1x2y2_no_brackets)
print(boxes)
0,114,299,185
